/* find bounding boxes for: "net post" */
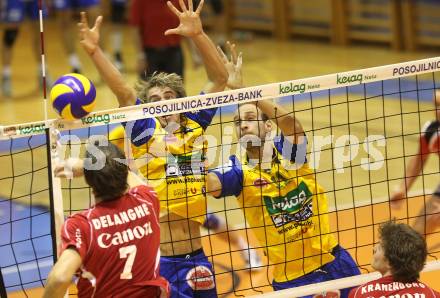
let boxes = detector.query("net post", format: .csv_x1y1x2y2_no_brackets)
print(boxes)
0,269,7,298
46,126,65,264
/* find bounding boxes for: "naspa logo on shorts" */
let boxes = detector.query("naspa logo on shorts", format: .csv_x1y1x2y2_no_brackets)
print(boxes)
186,265,215,290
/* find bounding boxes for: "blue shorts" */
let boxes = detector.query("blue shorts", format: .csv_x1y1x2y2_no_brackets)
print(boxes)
53,0,99,10
1,0,45,23
160,248,217,298
272,245,361,298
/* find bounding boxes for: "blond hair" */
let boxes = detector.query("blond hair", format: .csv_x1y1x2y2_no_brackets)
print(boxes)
135,72,186,103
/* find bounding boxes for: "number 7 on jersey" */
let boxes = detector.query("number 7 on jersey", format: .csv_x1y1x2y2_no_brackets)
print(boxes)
119,245,137,279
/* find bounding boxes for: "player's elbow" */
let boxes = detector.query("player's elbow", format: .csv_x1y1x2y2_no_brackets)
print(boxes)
206,173,223,198
46,270,72,288
117,85,137,107
211,70,228,92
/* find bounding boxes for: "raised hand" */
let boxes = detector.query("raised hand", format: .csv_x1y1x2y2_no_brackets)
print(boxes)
54,158,84,179
218,42,243,89
78,11,103,55
165,0,204,37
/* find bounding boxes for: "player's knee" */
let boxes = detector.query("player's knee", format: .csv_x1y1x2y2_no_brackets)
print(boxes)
3,28,19,48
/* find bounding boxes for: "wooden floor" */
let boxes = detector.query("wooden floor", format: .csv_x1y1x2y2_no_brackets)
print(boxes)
2,20,440,297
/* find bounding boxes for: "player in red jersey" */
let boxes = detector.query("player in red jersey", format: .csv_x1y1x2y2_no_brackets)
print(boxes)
349,221,439,298
390,92,440,236
43,140,169,298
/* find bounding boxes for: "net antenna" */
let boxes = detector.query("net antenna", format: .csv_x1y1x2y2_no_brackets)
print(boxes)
37,2,67,295
37,0,49,121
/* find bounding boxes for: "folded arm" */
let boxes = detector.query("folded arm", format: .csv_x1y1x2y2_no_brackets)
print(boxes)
256,100,304,144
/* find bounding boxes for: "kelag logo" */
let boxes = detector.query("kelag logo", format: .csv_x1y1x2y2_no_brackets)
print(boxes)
81,113,110,125
336,73,363,85
279,82,306,95
18,124,45,135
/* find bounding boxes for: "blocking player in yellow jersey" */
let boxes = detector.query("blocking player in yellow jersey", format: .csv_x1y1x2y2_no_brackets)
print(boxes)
207,52,360,298
78,1,228,297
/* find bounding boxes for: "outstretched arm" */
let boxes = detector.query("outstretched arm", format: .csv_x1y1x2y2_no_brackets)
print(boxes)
165,0,227,93
78,12,136,107
42,248,82,298
218,43,304,144
390,144,429,209
55,157,146,188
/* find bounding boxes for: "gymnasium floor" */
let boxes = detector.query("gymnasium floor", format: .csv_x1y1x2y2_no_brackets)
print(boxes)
1,20,440,296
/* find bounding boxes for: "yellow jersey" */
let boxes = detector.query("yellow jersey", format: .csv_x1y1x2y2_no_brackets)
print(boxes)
212,135,338,282
111,99,217,223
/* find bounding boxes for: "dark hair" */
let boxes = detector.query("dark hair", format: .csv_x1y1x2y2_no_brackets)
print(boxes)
84,140,129,202
379,221,427,283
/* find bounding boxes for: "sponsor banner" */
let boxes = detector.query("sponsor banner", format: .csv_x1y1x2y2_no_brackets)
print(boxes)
0,122,49,138
2,56,440,138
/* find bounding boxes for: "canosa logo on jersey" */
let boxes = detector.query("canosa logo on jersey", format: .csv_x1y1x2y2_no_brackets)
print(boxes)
264,181,312,215
264,182,314,227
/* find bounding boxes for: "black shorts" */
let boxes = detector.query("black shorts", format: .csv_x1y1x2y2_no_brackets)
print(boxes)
143,46,184,79
111,1,126,23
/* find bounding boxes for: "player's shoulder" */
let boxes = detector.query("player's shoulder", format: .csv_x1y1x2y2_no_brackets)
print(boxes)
422,120,440,133
421,120,440,143
129,185,158,200
63,211,92,229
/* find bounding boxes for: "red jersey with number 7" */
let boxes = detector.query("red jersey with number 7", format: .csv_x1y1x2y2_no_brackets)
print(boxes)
61,185,167,298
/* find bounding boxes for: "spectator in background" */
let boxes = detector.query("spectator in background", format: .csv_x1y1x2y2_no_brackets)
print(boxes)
106,0,129,72
195,0,226,47
1,0,50,97
349,221,439,298
53,0,102,73
189,0,226,67
130,0,184,80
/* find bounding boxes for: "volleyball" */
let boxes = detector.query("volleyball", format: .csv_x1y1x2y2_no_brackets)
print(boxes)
50,73,96,120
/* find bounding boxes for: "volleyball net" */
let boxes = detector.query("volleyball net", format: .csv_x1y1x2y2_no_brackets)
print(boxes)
1,56,440,297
